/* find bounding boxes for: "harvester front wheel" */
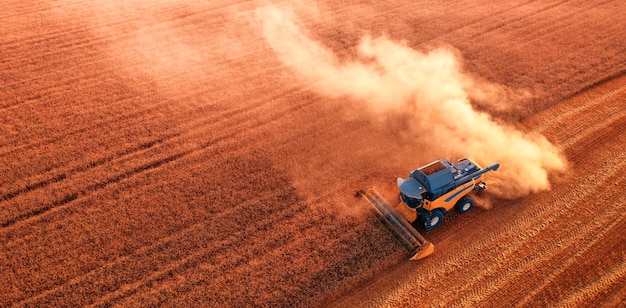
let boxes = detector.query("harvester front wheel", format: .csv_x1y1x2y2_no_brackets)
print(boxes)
455,196,474,213
425,208,444,231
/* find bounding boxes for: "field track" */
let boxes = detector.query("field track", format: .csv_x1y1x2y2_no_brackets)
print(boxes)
332,73,626,307
1,0,625,306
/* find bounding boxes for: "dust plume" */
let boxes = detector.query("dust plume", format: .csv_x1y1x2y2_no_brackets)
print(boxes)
256,5,567,199
53,0,257,97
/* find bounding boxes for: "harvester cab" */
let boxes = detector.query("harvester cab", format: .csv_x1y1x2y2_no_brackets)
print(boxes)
358,157,499,260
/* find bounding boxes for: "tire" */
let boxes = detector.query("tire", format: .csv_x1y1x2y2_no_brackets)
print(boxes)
455,196,474,213
425,208,444,231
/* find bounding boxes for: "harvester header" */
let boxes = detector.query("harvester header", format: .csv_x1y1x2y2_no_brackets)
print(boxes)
357,187,434,260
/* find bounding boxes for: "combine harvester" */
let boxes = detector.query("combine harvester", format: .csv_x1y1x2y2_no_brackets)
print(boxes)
358,158,499,260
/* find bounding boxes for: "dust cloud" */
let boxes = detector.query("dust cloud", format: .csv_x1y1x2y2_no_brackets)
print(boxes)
256,5,567,199
53,0,255,97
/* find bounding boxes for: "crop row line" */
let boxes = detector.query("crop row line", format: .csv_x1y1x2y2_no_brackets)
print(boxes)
91,202,315,307
1,88,316,231
525,74,626,133
469,0,591,40
0,0,248,42
428,0,540,41
380,110,626,305
513,0,619,45
98,187,363,307
12,97,352,306
1,150,185,229
15,183,306,306
0,65,297,202
433,150,626,306
1,4,272,92
439,113,626,303
1,132,176,201
470,174,625,306
0,66,253,155
516,208,626,305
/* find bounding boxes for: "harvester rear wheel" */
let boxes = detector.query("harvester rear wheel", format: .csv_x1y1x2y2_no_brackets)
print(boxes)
455,196,474,213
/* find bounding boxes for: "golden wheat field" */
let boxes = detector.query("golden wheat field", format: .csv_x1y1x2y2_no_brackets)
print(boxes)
1,0,625,307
